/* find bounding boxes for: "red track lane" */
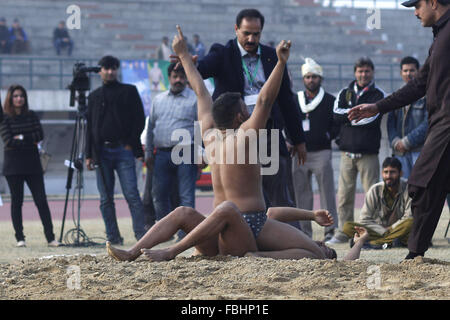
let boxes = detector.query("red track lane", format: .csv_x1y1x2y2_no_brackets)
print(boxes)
0,194,366,221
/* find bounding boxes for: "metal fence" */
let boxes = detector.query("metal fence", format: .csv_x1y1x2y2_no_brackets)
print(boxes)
322,0,410,9
0,56,99,90
0,56,403,94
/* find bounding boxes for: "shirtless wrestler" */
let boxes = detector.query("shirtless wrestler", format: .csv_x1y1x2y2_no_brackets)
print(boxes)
106,25,369,262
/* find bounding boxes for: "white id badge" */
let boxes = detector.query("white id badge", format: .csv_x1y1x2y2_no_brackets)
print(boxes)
302,119,310,132
244,94,258,107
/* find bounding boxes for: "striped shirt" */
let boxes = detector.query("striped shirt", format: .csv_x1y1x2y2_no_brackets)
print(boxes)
237,41,266,97
0,110,44,175
0,110,43,149
146,87,198,158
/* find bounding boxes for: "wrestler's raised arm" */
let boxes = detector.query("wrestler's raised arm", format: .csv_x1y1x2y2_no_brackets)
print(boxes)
172,25,214,135
241,40,291,131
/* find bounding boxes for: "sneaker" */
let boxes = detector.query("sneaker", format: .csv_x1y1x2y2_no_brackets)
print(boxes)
325,236,347,245
16,240,26,247
382,242,392,250
48,240,62,247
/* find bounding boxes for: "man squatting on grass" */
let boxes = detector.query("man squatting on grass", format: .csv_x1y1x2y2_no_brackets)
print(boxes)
106,26,370,262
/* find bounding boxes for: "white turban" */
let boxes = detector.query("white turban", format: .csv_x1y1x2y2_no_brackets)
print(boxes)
301,58,323,77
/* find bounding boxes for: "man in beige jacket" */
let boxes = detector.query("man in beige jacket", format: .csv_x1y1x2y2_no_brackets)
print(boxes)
342,157,413,248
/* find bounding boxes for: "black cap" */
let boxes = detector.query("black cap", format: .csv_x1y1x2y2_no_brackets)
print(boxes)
401,0,419,7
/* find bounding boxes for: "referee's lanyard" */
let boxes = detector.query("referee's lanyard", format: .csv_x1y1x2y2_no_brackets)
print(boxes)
242,57,261,93
354,82,370,104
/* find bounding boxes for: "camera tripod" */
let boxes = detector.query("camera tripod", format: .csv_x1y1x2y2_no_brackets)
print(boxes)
58,63,103,246
58,91,98,246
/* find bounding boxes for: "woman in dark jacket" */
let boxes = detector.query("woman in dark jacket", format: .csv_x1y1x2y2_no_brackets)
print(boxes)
0,85,60,247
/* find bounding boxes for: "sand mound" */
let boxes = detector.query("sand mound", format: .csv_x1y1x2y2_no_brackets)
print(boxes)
1,254,449,300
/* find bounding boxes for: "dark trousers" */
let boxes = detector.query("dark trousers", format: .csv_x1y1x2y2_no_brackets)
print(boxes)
5,174,55,242
142,167,180,230
10,40,29,54
54,38,73,56
262,154,301,230
262,154,295,207
95,145,147,241
408,142,450,254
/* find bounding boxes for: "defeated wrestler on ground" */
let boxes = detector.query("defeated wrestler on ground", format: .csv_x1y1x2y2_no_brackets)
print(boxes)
107,25,369,262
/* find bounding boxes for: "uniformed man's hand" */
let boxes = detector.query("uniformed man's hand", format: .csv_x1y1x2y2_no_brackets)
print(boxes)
394,140,408,153
348,103,379,123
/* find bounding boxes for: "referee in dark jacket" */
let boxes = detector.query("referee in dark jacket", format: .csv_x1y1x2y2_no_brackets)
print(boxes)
86,55,146,244
349,0,450,259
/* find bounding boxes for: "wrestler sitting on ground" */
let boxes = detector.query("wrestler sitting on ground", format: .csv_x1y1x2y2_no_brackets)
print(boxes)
107,25,369,262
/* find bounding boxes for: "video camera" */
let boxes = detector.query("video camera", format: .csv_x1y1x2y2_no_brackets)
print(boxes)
68,62,101,107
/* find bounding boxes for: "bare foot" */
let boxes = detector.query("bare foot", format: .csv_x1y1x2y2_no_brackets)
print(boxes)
141,248,176,261
106,241,138,262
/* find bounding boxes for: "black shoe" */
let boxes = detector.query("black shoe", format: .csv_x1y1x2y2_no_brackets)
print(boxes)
405,251,424,260
392,238,407,248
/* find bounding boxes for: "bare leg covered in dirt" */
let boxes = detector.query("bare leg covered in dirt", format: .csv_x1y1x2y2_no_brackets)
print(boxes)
141,201,257,261
106,206,211,261
107,201,258,262
246,225,369,260
245,209,367,260
244,207,335,259
249,219,329,260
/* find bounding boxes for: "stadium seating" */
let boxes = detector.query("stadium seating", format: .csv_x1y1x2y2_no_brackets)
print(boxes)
1,0,430,93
